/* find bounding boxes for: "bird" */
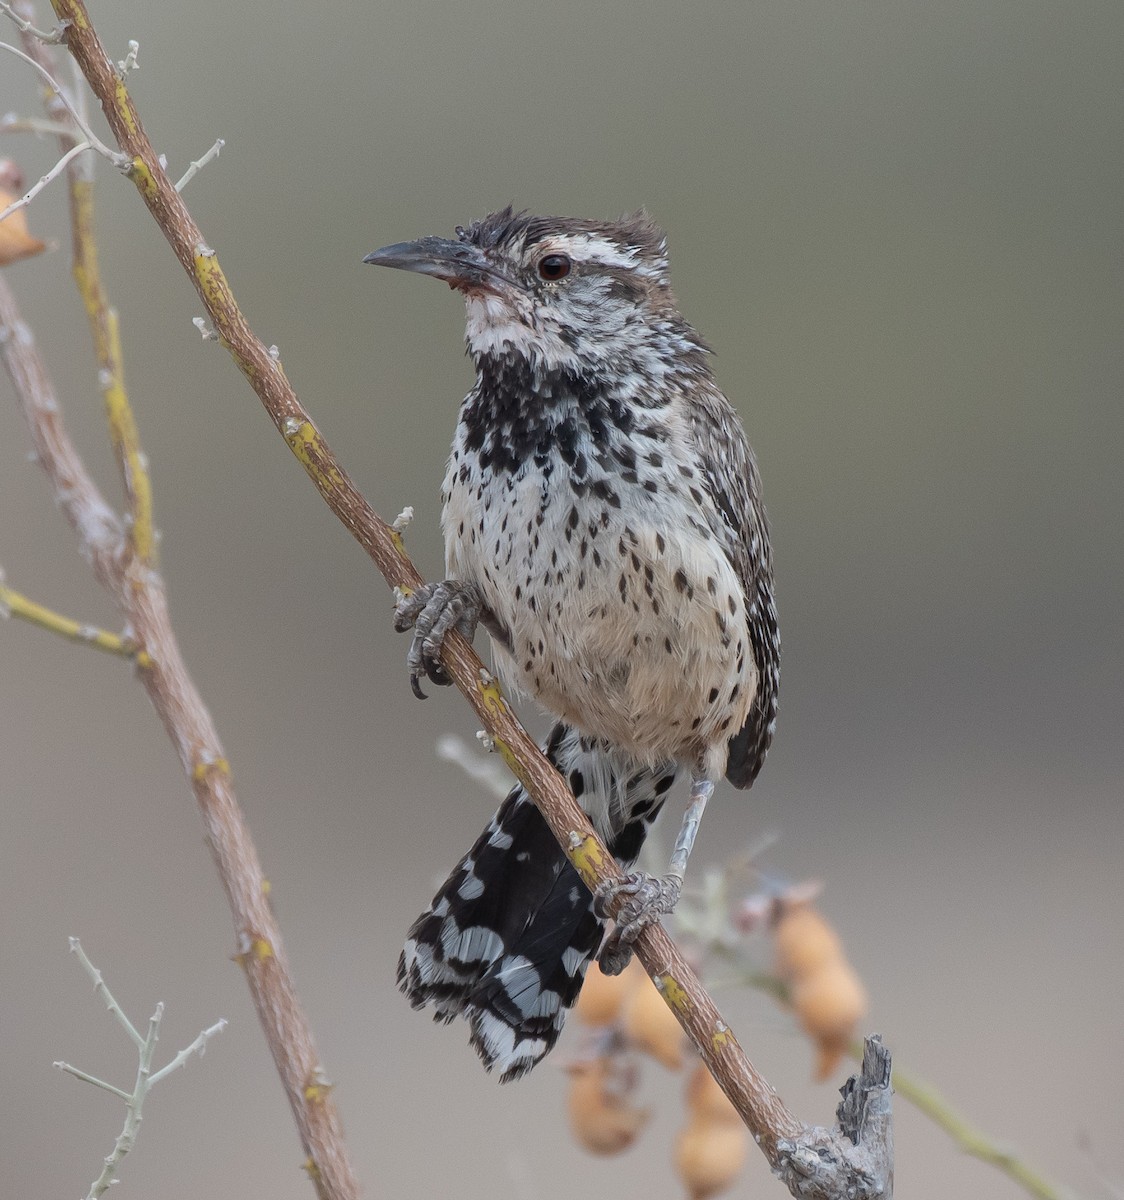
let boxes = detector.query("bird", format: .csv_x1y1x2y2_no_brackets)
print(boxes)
364,208,779,1082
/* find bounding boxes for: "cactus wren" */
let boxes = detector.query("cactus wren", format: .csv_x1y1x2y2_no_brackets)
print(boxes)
365,208,779,1081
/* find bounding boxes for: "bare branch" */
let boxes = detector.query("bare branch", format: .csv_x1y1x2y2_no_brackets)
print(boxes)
0,0,64,42
0,258,362,1200
68,936,145,1047
0,579,142,659
0,113,74,137
0,136,90,220
0,278,125,558
175,136,224,192
3,17,364,1193
54,1062,133,1102
0,40,124,165
148,1018,228,1086
56,941,226,1200
890,1066,1072,1200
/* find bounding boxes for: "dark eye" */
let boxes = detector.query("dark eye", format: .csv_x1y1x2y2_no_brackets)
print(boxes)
537,254,571,281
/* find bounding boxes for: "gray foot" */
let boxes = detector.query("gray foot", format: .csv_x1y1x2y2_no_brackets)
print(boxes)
394,580,482,699
594,871,683,975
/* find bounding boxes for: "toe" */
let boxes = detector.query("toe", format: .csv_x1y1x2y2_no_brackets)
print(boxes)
597,934,634,977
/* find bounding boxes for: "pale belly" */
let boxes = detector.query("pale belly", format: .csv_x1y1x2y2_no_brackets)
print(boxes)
444,466,756,774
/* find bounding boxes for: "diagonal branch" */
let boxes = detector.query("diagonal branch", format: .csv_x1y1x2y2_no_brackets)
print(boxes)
3,13,362,1193
27,0,891,1193
0,268,362,1200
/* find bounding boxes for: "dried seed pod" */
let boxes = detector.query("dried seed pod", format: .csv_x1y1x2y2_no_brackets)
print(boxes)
622,974,686,1070
768,898,868,1081
791,959,867,1081
0,186,48,267
567,1056,650,1155
575,957,644,1027
675,1115,749,1199
772,900,844,982
811,1035,850,1083
684,1061,741,1126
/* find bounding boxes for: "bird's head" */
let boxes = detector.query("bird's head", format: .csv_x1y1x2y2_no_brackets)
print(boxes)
365,207,700,374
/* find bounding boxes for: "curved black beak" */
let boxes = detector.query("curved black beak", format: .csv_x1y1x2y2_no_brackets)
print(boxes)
363,236,522,295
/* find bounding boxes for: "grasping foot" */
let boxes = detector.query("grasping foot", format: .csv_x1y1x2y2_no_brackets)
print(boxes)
594,871,684,975
394,580,482,699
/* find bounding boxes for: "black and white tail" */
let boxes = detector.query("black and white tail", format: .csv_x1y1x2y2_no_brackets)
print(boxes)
397,722,678,1081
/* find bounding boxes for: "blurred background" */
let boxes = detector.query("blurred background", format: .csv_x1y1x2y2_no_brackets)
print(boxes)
1,0,1121,1196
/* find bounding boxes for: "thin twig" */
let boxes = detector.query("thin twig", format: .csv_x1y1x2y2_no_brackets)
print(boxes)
6,2,79,138
0,581,144,659
0,82,361,1197
56,941,226,1200
68,171,156,563
2,11,365,1182
889,1066,1074,1200
0,134,87,220
54,1063,133,1101
0,40,124,164
148,1018,228,1085
68,934,145,1049
0,113,73,137
175,136,224,192
0,277,361,1199
0,0,63,41
0,285,124,555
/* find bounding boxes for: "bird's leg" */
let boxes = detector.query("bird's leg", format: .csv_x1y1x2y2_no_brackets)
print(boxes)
595,775,714,975
394,580,482,699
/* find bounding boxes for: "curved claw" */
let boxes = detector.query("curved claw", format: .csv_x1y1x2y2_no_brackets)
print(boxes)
394,580,482,701
595,871,683,975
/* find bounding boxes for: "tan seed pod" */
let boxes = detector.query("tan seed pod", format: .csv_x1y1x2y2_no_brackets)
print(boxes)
575,956,644,1026
0,188,48,267
567,1056,650,1155
621,974,686,1070
684,1061,741,1126
791,960,867,1081
811,1034,850,1083
675,1114,749,1200
772,900,844,982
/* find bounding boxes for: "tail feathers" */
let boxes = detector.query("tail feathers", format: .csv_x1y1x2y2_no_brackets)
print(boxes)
465,867,602,1081
398,789,598,1080
397,723,678,1081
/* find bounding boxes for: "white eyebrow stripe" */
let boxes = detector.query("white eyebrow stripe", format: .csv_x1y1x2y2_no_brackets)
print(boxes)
537,232,666,277
568,233,639,268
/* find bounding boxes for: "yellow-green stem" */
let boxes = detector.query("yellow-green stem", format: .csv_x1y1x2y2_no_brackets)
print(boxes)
69,175,155,565
0,583,145,662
